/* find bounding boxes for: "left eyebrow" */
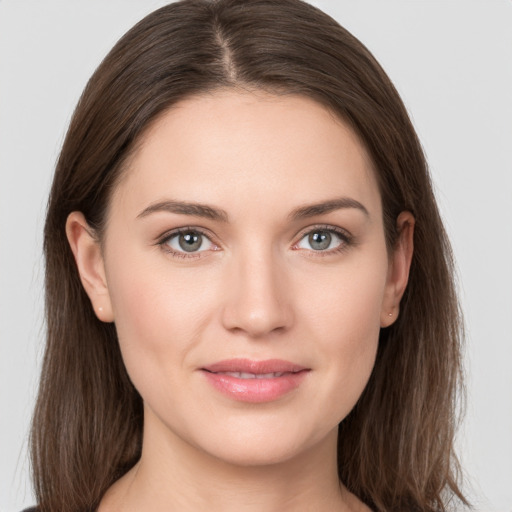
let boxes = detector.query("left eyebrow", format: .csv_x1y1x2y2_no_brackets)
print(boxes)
288,197,370,221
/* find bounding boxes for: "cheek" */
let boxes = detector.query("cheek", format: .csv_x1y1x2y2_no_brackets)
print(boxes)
304,248,387,340
298,249,388,413
104,251,216,388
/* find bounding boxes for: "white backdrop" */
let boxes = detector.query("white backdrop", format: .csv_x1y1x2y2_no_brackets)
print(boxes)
1,1,511,511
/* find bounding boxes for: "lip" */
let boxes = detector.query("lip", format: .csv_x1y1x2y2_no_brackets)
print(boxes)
200,358,310,403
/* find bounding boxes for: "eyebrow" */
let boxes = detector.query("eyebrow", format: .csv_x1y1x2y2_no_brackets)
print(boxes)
289,197,369,220
137,196,369,223
137,200,229,222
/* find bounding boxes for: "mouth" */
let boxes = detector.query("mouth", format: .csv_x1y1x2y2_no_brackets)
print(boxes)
200,359,310,403
210,371,294,379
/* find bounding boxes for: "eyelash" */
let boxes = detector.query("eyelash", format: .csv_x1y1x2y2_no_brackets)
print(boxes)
157,227,218,259
292,225,354,257
157,225,354,259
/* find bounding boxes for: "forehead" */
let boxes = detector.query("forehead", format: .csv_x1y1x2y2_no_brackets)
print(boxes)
112,89,381,220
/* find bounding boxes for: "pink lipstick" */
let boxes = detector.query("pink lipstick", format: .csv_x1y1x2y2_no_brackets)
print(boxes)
201,358,309,403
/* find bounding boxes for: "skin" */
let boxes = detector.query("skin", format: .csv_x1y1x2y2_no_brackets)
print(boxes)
67,90,414,512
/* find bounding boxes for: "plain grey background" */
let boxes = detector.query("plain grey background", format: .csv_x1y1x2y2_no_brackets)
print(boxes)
1,1,511,511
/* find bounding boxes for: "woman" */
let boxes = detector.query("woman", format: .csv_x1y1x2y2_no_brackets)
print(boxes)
28,0,467,510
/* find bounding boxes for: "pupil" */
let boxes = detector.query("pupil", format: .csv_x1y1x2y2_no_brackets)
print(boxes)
179,232,202,252
309,231,331,250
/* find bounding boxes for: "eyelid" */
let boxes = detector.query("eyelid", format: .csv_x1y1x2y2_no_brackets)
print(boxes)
291,224,354,253
155,223,354,259
156,226,220,258
293,224,353,241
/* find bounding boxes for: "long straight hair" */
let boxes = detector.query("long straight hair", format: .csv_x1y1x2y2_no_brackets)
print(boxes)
32,1,467,510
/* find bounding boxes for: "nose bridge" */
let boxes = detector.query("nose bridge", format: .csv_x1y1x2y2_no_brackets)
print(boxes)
221,241,292,337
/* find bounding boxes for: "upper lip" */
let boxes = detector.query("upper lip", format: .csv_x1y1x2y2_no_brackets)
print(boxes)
202,358,308,374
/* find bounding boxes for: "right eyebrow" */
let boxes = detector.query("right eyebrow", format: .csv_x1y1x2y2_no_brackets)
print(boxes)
136,200,229,222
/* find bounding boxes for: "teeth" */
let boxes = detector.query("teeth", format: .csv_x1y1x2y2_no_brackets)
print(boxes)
257,372,284,379
219,371,285,379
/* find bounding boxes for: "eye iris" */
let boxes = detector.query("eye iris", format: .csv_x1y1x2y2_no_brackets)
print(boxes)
308,231,331,250
178,232,202,252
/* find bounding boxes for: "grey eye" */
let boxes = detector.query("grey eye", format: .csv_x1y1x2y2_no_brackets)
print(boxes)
166,231,213,253
179,232,203,252
308,231,332,250
296,229,344,251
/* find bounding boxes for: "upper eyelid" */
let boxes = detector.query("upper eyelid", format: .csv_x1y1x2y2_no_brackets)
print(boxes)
158,226,215,243
291,225,354,256
157,228,218,258
158,224,350,238
294,224,352,241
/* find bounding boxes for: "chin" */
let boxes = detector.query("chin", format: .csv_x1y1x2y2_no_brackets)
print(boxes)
188,416,337,469
206,443,307,469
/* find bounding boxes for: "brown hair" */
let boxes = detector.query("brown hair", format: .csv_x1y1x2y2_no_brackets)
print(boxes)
32,0,467,510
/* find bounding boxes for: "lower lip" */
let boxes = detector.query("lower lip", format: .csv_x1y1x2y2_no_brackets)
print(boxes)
202,370,309,403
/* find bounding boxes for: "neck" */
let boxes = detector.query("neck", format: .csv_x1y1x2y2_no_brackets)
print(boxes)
99,411,368,512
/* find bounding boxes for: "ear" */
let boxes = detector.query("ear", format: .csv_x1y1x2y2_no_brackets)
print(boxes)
66,211,114,322
380,211,415,327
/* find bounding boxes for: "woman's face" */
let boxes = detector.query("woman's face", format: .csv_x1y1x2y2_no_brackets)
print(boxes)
70,90,411,467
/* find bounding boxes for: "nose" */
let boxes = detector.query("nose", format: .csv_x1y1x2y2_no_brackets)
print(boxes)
220,247,293,338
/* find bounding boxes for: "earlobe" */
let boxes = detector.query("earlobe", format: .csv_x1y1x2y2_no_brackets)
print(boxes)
65,212,114,322
380,211,415,328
